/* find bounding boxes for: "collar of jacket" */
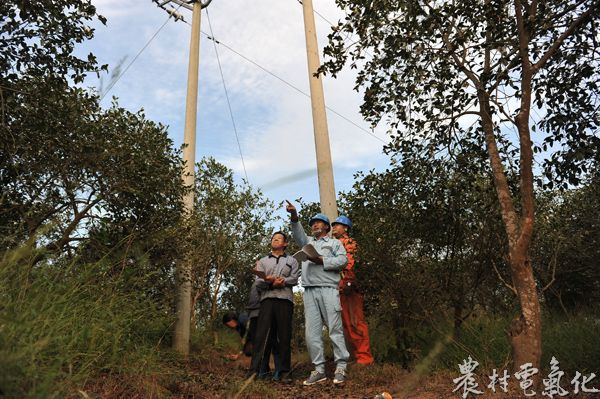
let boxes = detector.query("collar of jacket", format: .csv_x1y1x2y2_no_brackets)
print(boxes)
268,252,288,259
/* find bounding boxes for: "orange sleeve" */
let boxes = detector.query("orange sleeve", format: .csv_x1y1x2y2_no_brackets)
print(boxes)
344,237,357,272
341,237,358,282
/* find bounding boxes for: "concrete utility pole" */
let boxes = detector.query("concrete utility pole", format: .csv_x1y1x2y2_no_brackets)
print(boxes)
301,0,338,222
152,0,213,357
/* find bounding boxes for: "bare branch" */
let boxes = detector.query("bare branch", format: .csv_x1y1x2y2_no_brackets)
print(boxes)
492,259,518,295
541,244,560,292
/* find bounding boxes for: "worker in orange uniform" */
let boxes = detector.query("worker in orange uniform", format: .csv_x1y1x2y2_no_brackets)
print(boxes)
331,216,374,366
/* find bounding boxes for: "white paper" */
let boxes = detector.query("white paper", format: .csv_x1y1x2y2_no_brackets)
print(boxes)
302,244,320,258
292,244,320,264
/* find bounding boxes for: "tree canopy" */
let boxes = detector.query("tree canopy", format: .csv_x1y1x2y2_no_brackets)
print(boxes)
321,0,599,369
321,0,599,187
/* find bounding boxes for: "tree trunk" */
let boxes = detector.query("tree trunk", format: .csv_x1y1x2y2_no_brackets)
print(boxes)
173,258,192,356
508,251,542,370
478,89,542,370
210,270,224,345
190,288,203,332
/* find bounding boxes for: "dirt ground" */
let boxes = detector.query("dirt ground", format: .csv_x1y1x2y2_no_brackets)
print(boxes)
84,350,600,399
159,353,456,399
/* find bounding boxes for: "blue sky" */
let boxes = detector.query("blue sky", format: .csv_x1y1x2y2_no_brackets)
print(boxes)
79,0,393,214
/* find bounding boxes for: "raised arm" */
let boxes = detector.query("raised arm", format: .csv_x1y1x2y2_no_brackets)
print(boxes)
287,200,309,247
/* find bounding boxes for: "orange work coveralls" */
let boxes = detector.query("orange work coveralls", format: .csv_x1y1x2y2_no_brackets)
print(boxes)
338,235,374,365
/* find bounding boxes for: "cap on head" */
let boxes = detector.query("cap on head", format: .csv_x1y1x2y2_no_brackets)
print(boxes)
309,213,331,228
332,215,352,230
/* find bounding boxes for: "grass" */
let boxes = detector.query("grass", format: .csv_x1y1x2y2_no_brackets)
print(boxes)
541,312,600,373
0,244,173,398
403,312,600,375
2,241,598,397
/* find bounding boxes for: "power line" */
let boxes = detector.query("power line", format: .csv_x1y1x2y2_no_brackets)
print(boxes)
205,9,250,184
200,32,387,144
98,3,386,145
295,0,335,27
294,0,373,59
100,4,182,101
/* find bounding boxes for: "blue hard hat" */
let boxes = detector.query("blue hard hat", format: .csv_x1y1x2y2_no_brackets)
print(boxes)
332,215,352,230
309,213,330,227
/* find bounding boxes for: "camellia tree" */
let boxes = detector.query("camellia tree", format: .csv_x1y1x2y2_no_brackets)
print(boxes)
186,158,275,335
337,151,512,363
321,0,599,369
1,78,185,262
532,174,600,314
1,1,186,262
1,0,106,251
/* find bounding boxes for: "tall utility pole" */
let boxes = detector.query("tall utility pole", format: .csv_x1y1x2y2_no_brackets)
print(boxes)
301,0,338,222
152,0,213,357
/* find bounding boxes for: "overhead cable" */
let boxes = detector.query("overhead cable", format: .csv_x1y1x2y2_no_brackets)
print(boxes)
205,9,250,184
201,32,387,144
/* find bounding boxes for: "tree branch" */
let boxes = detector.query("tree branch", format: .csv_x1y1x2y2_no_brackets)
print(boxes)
492,259,517,295
427,111,481,123
442,33,484,91
541,244,560,292
533,0,600,72
26,202,70,236
548,0,591,28
45,197,101,253
514,0,532,68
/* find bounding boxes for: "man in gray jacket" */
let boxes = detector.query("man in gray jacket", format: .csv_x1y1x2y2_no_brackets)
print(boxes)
286,201,350,386
249,231,300,383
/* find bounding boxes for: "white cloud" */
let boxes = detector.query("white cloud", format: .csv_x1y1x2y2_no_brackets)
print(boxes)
83,0,391,198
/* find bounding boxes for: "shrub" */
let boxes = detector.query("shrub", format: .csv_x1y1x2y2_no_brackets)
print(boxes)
0,245,173,398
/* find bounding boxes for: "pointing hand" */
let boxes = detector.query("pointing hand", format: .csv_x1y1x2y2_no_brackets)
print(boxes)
285,200,297,214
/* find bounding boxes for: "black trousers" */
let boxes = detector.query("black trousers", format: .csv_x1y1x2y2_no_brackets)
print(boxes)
243,317,258,356
250,298,293,374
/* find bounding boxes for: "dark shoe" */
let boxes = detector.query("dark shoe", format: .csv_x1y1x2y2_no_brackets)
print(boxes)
272,371,281,382
257,371,272,380
280,372,293,384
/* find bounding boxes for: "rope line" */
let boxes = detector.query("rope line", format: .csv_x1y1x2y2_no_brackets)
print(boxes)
205,9,250,184
108,6,386,145
200,32,387,144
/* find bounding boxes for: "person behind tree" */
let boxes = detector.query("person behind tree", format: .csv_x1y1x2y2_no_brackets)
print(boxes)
285,200,350,386
331,216,375,366
250,231,299,383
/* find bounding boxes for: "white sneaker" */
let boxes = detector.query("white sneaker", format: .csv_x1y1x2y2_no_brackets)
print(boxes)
333,368,346,385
